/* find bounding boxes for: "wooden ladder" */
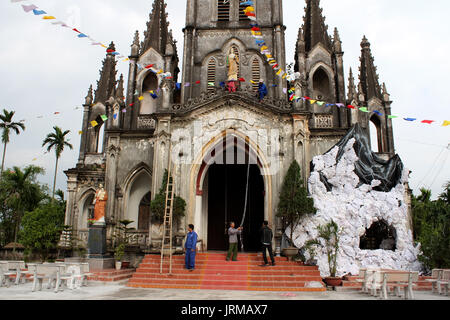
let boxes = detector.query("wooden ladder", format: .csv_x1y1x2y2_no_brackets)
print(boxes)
160,146,175,274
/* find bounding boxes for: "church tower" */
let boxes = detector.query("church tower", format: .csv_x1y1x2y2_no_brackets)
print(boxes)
294,0,348,129
181,0,287,103
346,36,395,156
123,0,179,131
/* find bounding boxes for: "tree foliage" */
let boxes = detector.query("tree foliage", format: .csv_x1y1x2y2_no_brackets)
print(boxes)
19,202,65,262
150,169,186,224
0,109,25,178
277,161,316,244
412,182,450,272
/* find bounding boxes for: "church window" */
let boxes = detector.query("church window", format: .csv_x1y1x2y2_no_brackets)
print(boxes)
251,58,260,92
239,1,250,21
207,58,216,93
218,0,230,21
312,68,331,100
370,115,383,153
140,72,158,115
360,220,397,251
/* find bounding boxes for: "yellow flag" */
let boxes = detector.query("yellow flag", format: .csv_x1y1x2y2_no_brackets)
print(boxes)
43,16,56,20
276,69,282,75
91,120,98,127
310,100,317,104
78,131,83,135
138,96,144,101
443,120,450,127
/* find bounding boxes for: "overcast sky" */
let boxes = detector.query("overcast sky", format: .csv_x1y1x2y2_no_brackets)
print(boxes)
1,0,449,199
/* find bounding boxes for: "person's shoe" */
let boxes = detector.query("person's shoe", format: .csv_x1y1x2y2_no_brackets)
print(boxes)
189,269,194,272
272,262,276,266
259,264,269,267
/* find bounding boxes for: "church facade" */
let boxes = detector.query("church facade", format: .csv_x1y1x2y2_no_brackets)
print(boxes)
64,0,401,258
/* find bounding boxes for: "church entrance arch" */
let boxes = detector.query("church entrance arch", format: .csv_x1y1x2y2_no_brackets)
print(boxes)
192,130,272,252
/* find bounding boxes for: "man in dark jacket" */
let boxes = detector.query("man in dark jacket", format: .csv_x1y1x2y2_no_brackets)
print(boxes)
260,221,275,266
184,224,198,271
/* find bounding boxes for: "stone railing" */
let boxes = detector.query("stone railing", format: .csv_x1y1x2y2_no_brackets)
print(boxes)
77,229,89,246
137,116,156,130
126,231,149,247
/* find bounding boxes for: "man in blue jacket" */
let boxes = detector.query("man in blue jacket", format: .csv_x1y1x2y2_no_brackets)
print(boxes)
184,224,198,271
258,79,268,101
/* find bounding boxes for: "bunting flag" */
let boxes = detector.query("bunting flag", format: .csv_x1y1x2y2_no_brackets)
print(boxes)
443,121,450,127
91,120,98,127
100,115,108,122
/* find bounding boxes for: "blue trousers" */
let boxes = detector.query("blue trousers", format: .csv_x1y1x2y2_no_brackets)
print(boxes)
185,249,196,269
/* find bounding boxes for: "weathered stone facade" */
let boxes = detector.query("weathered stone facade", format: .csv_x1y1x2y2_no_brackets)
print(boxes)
65,0,398,256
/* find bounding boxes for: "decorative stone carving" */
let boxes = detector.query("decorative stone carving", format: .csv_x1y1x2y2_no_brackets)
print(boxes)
137,116,156,129
314,115,333,128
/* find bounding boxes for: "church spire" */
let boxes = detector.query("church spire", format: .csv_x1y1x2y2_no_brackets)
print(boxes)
302,0,332,52
347,68,357,102
141,0,170,55
115,74,125,100
94,42,117,104
358,36,383,101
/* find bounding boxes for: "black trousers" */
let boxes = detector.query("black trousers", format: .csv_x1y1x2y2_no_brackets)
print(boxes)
262,244,275,265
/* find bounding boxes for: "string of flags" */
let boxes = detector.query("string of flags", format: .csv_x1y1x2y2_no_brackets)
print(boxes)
287,88,450,127
10,0,129,61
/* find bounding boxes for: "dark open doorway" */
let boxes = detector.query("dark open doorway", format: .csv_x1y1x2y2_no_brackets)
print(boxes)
207,164,265,252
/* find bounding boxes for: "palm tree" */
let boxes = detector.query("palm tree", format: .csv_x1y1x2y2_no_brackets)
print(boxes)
0,109,26,178
42,126,73,200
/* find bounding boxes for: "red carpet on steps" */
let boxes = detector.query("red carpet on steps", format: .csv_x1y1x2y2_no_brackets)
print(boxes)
127,252,326,292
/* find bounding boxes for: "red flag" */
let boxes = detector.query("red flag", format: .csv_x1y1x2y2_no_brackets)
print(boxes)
145,64,154,69
421,120,435,124
195,80,201,84
54,112,60,115
347,105,356,109
107,49,115,53
239,78,245,82
72,28,81,33
129,103,134,107
251,27,260,31
304,96,311,100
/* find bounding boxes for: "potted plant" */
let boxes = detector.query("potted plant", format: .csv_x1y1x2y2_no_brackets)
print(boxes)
304,220,342,287
277,161,316,261
114,243,125,270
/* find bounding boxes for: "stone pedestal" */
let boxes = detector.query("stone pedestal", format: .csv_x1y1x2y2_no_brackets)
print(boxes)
88,224,107,257
87,224,114,269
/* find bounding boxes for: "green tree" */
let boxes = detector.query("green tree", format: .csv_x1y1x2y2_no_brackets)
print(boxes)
277,161,316,245
42,126,73,200
0,166,46,251
412,182,450,271
0,109,25,178
19,202,65,262
150,169,186,223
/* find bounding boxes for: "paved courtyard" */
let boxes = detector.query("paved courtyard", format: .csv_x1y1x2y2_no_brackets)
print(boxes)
0,282,448,300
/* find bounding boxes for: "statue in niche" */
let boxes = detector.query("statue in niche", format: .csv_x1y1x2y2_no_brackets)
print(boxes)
227,48,240,92
93,184,108,223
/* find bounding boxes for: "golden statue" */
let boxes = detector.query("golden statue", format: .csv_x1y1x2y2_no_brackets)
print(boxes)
93,184,108,223
227,49,239,82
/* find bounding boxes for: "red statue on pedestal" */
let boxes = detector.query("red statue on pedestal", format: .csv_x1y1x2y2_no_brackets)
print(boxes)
93,184,108,223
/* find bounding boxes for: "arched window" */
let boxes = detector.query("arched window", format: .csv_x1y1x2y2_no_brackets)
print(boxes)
207,58,216,93
360,220,397,251
138,192,151,231
251,57,261,92
312,68,331,100
140,72,158,115
370,115,382,153
218,0,230,21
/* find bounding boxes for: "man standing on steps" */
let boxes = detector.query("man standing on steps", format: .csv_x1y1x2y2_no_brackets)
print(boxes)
184,224,198,271
226,222,243,261
260,221,276,267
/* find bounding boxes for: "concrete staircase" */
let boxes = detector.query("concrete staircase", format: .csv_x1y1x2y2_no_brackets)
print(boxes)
127,252,326,292
88,268,136,283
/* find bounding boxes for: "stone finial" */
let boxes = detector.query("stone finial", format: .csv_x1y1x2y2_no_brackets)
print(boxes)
361,35,370,49
107,41,116,54
333,27,342,52
115,74,125,100
85,85,93,105
347,68,357,102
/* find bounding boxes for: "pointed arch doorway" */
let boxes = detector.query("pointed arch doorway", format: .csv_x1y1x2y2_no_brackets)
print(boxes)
194,131,269,252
